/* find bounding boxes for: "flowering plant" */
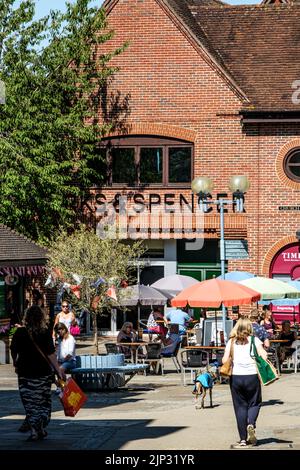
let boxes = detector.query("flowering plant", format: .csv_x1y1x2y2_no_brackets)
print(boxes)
0,324,17,339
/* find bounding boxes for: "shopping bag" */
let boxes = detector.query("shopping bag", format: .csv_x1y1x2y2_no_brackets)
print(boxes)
220,338,234,377
220,357,232,377
250,336,279,386
59,378,87,417
70,324,81,336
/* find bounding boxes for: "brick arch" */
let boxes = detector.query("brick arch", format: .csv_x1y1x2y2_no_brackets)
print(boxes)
261,235,298,276
104,123,196,142
276,138,300,190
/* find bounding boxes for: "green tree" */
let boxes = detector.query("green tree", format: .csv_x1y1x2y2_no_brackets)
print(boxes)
47,226,143,353
0,0,127,243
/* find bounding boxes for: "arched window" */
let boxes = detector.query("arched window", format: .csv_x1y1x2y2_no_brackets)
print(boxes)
88,136,193,187
284,148,300,182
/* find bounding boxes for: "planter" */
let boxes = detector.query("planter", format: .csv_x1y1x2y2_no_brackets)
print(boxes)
0,338,11,364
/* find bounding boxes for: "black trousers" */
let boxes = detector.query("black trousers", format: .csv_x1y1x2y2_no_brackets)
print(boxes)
230,374,262,441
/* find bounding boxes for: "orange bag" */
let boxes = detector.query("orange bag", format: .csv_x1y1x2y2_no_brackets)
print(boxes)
59,378,87,417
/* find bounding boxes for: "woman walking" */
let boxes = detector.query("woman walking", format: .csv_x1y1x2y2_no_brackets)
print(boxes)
11,305,65,441
222,317,268,448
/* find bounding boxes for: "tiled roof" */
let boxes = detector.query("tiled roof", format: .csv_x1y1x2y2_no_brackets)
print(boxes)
0,224,47,266
185,2,300,110
104,0,300,110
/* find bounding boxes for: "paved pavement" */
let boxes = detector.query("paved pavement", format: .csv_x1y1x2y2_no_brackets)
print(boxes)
0,336,300,451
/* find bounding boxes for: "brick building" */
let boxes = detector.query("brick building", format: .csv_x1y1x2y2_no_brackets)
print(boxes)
81,0,300,330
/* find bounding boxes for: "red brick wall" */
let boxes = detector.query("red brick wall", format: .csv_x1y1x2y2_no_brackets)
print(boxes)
93,0,300,277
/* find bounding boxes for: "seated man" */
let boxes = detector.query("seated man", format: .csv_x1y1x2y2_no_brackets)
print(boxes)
165,306,193,336
160,327,181,357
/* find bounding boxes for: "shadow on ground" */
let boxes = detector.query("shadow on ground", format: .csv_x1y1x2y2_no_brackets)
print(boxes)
0,418,186,450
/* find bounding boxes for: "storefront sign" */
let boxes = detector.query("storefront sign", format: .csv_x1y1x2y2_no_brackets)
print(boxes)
279,206,300,211
270,243,300,279
225,240,249,259
271,304,299,313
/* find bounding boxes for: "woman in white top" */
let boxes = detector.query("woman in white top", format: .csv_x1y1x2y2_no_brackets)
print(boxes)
222,317,268,448
54,322,76,372
53,302,75,335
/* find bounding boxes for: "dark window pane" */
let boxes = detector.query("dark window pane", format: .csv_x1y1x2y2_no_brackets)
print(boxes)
288,151,300,164
87,149,107,186
140,148,163,183
168,147,191,183
288,165,300,177
112,148,136,184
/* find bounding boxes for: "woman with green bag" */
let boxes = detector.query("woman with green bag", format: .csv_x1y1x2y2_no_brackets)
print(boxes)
222,317,268,448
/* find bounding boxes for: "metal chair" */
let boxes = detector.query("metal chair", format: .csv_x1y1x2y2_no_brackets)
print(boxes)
142,343,164,375
104,343,120,354
161,340,182,373
180,349,210,386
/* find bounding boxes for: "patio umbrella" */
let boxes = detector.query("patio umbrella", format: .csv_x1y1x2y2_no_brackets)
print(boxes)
171,278,261,308
286,280,300,291
217,271,255,282
118,284,168,306
151,274,198,298
239,277,300,300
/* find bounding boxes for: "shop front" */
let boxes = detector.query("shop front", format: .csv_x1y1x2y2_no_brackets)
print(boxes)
269,242,300,324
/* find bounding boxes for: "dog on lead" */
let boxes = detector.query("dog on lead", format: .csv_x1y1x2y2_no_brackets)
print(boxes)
192,365,218,409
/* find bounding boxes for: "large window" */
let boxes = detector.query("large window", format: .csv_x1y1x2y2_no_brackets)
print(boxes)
89,136,193,186
284,148,300,182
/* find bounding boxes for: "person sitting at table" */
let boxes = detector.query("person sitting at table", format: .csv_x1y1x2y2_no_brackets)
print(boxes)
147,306,168,338
160,325,181,356
249,309,270,349
278,320,297,364
260,307,277,339
165,303,193,336
117,322,144,360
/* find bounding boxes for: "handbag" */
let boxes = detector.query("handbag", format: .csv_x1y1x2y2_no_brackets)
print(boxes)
250,335,279,386
220,338,234,377
59,377,87,417
70,324,81,336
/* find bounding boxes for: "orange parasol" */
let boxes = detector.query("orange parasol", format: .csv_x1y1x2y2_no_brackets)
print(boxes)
171,278,261,308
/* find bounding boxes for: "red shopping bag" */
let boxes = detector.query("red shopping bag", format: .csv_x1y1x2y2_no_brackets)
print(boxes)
59,378,87,417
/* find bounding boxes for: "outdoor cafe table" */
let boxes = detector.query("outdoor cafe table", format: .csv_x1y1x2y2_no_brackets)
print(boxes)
185,345,225,364
117,342,147,363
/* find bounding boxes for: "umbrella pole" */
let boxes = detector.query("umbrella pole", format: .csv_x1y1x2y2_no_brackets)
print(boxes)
215,310,218,347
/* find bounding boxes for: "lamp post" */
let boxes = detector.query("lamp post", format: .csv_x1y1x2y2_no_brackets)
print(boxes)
191,175,250,341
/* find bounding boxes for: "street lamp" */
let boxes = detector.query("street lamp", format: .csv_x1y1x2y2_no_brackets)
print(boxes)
191,175,250,340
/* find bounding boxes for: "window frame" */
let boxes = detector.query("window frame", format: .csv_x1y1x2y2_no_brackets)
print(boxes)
284,148,300,183
98,136,193,188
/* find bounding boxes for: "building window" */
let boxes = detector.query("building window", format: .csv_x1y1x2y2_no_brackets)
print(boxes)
89,136,193,187
112,148,136,184
284,149,300,182
140,148,163,183
168,147,191,183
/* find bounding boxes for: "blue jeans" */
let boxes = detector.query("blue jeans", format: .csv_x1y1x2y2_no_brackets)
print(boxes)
59,359,76,373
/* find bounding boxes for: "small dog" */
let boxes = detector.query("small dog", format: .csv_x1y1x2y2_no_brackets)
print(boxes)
192,365,218,409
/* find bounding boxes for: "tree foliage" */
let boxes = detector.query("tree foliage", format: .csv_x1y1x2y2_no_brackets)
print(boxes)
0,0,127,243
47,226,144,352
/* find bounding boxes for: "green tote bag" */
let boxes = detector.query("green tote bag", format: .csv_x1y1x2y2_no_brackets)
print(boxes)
250,336,279,386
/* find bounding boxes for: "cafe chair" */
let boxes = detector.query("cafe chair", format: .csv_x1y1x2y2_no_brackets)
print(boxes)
160,340,182,373
142,343,164,375
104,343,120,354
285,340,300,373
180,349,210,386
